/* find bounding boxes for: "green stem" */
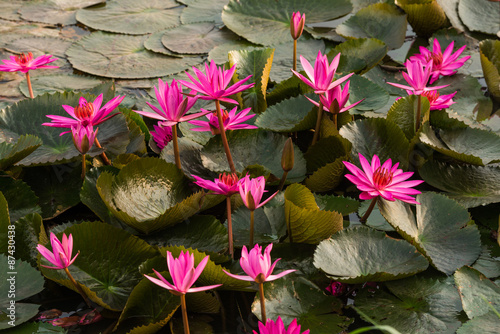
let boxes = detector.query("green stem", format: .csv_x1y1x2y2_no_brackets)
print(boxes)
416,94,422,133
250,210,254,248
293,40,297,72
259,283,266,323
94,137,111,166
26,71,34,99
172,124,181,170
215,100,236,174
277,171,288,192
81,154,86,180
226,196,234,259
63,266,91,308
360,198,377,223
180,294,190,334
312,99,324,146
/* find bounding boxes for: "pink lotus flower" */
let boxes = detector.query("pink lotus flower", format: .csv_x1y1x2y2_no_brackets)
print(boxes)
192,173,240,196
43,94,125,135
134,79,210,126
238,175,278,211
407,89,456,110
144,250,222,295
71,124,97,155
223,244,295,283
291,51,354,95
189,107,257,134
179,60,255,104
37,233,79,270
0,52,58,73
254,316,310,334
387,60,448,95
290,12,306,40
151,123,173,150
305,80,363,114
410,39,470,84
343,154,424,204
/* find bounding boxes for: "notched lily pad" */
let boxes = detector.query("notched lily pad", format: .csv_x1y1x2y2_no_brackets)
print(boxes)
328,38,387,75
0,135,42,171
19,0,104,25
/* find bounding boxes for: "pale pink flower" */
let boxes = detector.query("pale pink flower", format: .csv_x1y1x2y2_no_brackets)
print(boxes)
71,124,97,155
192,173,240,196
43,94,125,135
37,233,79,270
290,12,306,40
238,175,278,211
305,80,363,114
410,39,470,84
407,90,456,110
254,316,310,334
343,153,424,205
291,51,354,95
0,52,58,73
180,60,255,104
387,60,448,95
223,244,295,283
150,123,173,150
144,250,222,295
189,107,257,134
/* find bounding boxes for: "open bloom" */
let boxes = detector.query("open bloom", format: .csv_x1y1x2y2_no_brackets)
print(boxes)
387,60,448,95
151,123,173,150
179,60,254,104
189,107,257,134
192,173,240,196
343,154,424,204
305,80,363,114
0,52,58,73
290,11,306,40
410,39,470,84
37,233,79,270
254,316,310,334
144,250,222,295
71,124,97,155
223,244,295,283
407,89,456,110
291,51,354,95
238,175,278,211
43,94,125,135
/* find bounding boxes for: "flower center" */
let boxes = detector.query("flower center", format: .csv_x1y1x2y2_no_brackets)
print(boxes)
15,52,33,66
421,90,439,104
430,52,443,67
74,102,95,126
209,110,229,134
373,167,393,189
219,172,238,187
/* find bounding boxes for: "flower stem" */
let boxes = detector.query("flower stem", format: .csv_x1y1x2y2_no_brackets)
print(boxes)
360,198,377,223
63,267,92,308
180,294,190,334
312,99,324,146
416,94,422,133
215,100,236,174
226,196,234,259
278,171,288,192
333,113,338,130
172,124,182,170
258,283,267,323
26,71,34,99
288,211,294,243
81,154,86,180
293,40,297,72
94,137,111,166
249,210,255,248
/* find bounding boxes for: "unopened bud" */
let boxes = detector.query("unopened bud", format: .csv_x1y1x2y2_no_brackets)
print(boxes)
246,191,256,211
290,12,306,40
281,138,294,172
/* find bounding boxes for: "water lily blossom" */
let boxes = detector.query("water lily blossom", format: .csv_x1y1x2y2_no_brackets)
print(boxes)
0,52,58,73
254,316,310,334
407,90,456,110
239,175,278,211
290,12,306,40
305,80,363,115
189,107,257,134
387,60,448,95
37,232,78,270
150,123,173,151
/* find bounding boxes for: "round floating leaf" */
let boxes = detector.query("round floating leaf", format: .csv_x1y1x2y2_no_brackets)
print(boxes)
0,178,40,223
76,0,182,35
180,0,227,26
435,0,466,32
397,0,447,37
252,276,353,332
0,303,40,330
345,74,390,112
222,0,352,46
355,275,463,334
379,192,482,275
66,32,203,79
387,95,431,140
314,227,428,283
5,36,72,60
479,40,500,101
255,95,316,132
19,0,103,25
39,221,159,311
336,3,407,50
144,30,183,57
419,160,500,208
0,135,42,171
328,38,387,75
305,156,347,193
314,194,360,216
19,75,105,98
284,184,343,244
456,311,500,334
458,0,500,35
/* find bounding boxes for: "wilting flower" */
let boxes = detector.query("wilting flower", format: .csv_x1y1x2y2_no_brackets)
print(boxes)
151,123,173,150
192,173,240,196
387,60,448,95
37,233,79,270
189,107,257,134
290,12,306,40
326,281,348,297
71,124,97,155
0,52,58,73
223,244,295,283
238,175,278,211
305,80,363,114
407,90,456,110
43,94,125,135
291,51,354,95
254,316,310,334
343,154,424,204
410,39,470,84
180,60,254,104
144,250,222,295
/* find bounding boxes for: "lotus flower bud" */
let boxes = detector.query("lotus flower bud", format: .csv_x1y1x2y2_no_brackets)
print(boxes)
281,137,294,172
290,11,306,40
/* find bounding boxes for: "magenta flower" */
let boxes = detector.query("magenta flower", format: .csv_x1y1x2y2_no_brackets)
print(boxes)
0,52,58,73
291,51,354,95
189,107,257,134
223,244,295,283
179,60,255,104
343,153,424,205
305,80,363,114
192,173,240,196
238,175,278,211
37,233,79,270
410,39,470,84
43,94,125,135
254,317,310,334
151,123,173,151
71,124,97,155
407,89,456,110
290,11,306,40
144,250,222,295
387,60,448,95
325,281,348,297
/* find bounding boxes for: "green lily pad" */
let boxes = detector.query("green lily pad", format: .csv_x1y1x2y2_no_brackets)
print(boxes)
336,3,407,50
76,0,182,35
479,40,500,102
397,0,447,37
458,0,500,35
0,178,40,223
180,0,227,26
8,214,46,267
0,322,66,333
305,156,347,193
19,75,105,98
314,227,428,283
304,135,352,173
284,184,343,244
255,95,316,132
314,194,360,216
456,311,500,334
355,275,463,334
379,192,482,275
19,0,103,25
0,135,42,171
40,221,159,311
252,276,353,332
328,38,387,75
144,30,183,57
5,36,72,61
387,95,431,140
344,74,390,113
221,0,352,46
435,0,465,32
472,247,500,279
419,160,500,208
66,32,203,79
